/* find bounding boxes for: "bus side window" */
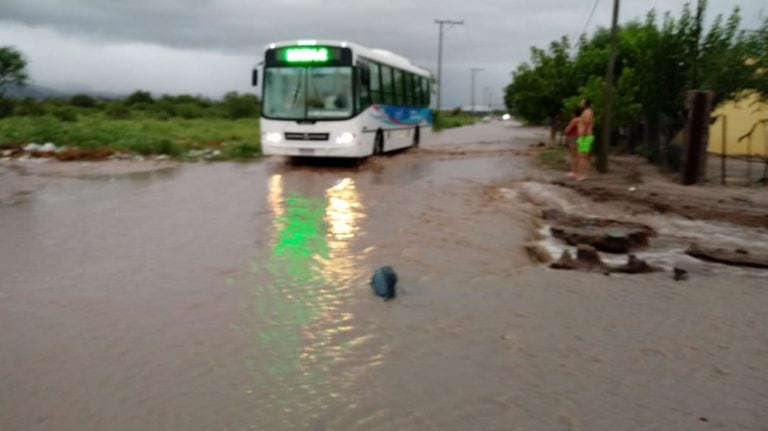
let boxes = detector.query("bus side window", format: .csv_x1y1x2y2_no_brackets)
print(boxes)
414,75,423,106
402,73,411,106
369,62,381,104
381,65,394,105
408,73,416,106
422,77,431,106
393,69,403,105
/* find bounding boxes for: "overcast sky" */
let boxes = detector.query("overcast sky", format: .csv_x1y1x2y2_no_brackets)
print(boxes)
0,0,765,107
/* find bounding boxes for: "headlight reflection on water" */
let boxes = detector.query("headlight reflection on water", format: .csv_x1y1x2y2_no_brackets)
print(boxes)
243,174,371,415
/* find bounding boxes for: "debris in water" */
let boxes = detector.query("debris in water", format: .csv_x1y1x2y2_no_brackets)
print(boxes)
550,245,609,274
610,254,661,274
673,267,689,281
525,242,552,263
371,266,397,300
686,244,768,269
551,245,660,275
55,148,114,161
544,209,655,253
23,143,41,152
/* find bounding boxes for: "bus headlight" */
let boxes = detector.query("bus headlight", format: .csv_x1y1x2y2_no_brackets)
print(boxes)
335,132,355,145
265,132,282,144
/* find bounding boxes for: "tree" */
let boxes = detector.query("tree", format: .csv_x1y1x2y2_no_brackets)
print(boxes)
506,1,759,157
70,93,97,108
744,17,768,101
221,91,260,119
505,37,577,124
125,90,154,105
0,46,29,95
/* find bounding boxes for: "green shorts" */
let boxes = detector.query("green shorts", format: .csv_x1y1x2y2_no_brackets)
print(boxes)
577,135,594,154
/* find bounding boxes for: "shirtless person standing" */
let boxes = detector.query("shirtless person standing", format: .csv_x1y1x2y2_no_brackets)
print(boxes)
576,99,594,180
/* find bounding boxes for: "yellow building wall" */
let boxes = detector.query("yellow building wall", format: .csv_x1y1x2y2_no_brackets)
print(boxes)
708,93,767,156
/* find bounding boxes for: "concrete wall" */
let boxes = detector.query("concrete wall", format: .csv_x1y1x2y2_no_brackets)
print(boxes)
708,93,767,156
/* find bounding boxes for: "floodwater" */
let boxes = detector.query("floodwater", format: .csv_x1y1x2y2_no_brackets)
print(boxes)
2,122,767,430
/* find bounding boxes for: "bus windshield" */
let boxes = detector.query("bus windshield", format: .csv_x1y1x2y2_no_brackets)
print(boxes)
263,67,353,120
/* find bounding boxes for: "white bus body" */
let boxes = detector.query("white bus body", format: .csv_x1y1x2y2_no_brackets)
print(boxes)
255,40,433,158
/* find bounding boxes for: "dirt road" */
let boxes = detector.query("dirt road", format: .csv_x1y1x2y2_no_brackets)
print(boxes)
1,121,766,430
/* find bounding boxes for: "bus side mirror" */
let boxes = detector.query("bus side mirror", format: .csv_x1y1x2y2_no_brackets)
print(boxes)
360,66,370,86
252,69,259,87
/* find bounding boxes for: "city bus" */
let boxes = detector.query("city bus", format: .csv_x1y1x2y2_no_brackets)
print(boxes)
252,40,433,158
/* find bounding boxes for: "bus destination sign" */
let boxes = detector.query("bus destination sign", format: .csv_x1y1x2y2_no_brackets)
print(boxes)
266,46,352,67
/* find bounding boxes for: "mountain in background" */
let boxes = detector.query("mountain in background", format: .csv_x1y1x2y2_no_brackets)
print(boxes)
4,83,123,100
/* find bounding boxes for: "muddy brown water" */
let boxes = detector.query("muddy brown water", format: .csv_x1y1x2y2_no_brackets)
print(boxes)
0,123,540,430
3,122,767,430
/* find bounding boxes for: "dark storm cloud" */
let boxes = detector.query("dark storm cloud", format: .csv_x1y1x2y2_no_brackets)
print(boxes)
1,0,765,104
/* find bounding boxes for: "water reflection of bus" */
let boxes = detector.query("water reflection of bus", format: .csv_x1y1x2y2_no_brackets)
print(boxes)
253,40,433,158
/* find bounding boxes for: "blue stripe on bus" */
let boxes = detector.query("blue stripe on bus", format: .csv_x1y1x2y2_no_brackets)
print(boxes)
370,104,433,126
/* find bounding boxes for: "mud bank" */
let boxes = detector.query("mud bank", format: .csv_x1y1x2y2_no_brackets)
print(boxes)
550,156,768,228
499,179,768,279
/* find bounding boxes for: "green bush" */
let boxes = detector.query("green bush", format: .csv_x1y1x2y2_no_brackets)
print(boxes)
0,98,14,118
152,111,171,121
53,107,78,122
14,99,46,116
127,102,155,112
104,103,131,119
174,102,207,119
222,92,260,119
125,90,154,105
70,94,97,108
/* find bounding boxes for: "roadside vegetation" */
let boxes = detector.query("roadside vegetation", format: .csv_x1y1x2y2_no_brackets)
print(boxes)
1,48,261,160
0,89,261,160
433,108,476,131
505,0,768,171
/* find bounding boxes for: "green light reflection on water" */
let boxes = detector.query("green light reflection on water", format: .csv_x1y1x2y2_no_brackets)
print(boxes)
244,174,364,411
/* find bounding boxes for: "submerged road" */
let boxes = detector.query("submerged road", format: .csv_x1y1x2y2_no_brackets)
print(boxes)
2,121,767,430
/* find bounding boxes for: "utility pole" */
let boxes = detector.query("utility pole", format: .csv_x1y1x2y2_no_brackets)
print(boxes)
599,0,620,173
470,67,483,115
483,86,492,107
435,19,464,115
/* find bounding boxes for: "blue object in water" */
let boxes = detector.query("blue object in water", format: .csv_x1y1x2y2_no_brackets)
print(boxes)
371,266,397,300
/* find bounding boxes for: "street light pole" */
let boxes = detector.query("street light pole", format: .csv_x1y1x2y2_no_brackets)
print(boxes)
470,67,484,115
483,86,492,108
435,19,464,114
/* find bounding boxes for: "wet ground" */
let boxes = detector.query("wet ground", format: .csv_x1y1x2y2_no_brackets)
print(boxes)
2,122,767,430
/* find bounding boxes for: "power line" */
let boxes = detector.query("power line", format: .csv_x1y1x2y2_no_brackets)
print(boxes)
574,0,600,49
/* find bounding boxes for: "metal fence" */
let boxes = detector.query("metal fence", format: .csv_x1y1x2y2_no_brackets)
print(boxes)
709,115,768,186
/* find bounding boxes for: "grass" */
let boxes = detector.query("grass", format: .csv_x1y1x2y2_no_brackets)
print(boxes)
1,101,480,160
433,112,476,131
0,113,261,159
538,146,570,170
